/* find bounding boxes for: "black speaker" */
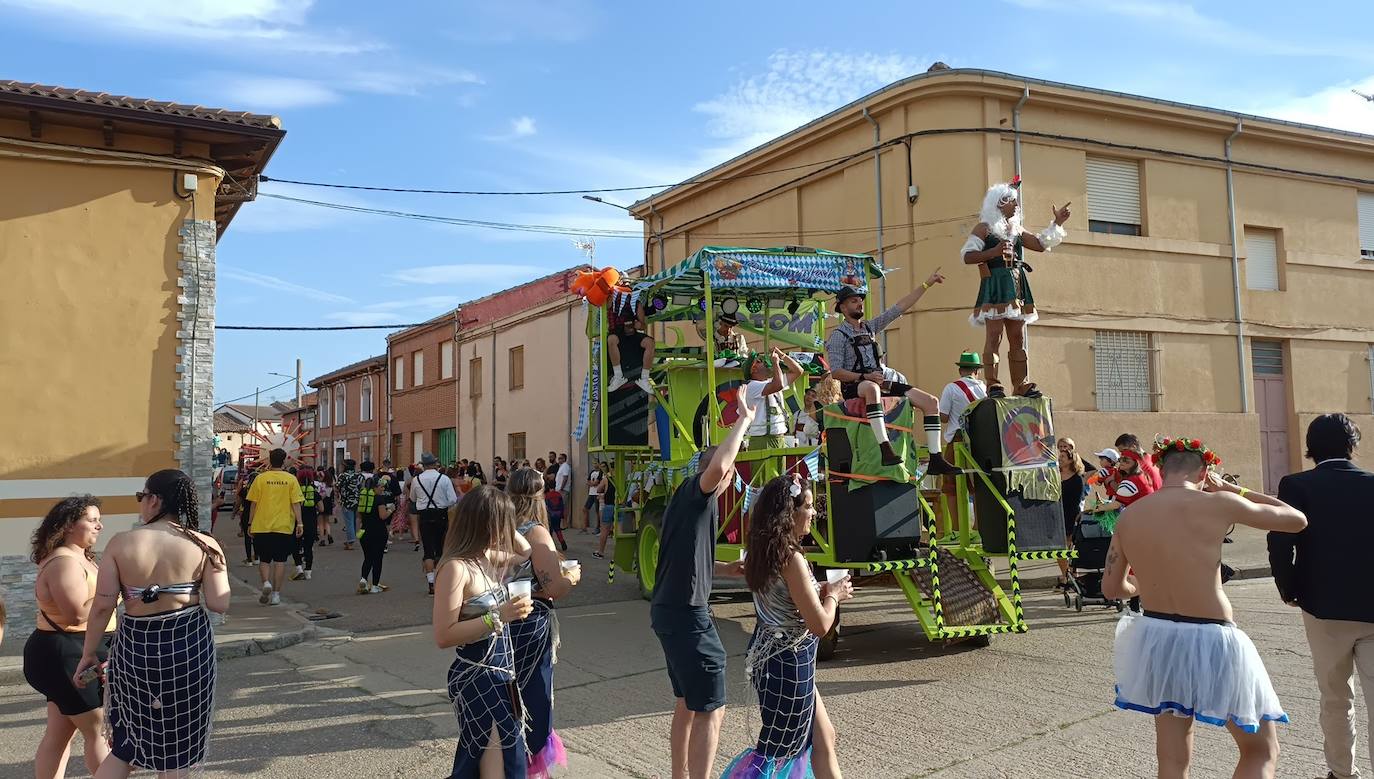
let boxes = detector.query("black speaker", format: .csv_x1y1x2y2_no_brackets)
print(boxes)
831,479,924,563
607,386,649,447
964,399,1064,554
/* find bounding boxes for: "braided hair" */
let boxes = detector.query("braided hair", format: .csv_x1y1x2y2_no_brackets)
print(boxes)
144,469,225,570
743,475,810,593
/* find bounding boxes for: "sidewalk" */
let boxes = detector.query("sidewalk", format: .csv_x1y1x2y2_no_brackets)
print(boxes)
0,576,320,686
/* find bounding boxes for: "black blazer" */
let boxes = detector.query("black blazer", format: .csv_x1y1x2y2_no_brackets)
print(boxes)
1268,460,1374,623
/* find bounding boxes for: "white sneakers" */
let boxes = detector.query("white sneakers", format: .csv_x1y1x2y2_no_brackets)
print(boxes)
259,582,273,604
635,376,654,394
269,592,281,606
607,374,628,392
368,585,384,594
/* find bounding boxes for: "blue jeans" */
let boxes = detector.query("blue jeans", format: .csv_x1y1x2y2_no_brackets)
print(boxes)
341,508,358,543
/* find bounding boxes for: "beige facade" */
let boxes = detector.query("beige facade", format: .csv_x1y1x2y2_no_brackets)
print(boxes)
631,68,1374,492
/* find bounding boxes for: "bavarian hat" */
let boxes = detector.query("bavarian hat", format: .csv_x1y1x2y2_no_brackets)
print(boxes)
956,351,983,369
834,286,865,311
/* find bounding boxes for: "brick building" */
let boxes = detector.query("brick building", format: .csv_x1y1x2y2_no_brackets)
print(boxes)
386,313,460,465
309,355,386,470
278,391,319,466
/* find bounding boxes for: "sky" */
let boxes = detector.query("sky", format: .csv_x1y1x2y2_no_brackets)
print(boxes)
3,0,1373,406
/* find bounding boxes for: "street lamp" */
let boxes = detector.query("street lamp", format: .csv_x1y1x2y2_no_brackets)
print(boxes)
581,194,632,211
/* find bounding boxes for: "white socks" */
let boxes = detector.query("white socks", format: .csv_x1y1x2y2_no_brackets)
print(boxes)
866,403,889,444
923,415,942,454
426,571,436,584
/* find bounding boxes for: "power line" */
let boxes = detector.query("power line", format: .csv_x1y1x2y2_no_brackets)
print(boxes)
257,152,866,196
216,324,424,331
214,377,294,406
259,193,643,238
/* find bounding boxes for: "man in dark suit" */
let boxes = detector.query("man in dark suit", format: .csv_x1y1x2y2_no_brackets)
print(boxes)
1269,413,1373,779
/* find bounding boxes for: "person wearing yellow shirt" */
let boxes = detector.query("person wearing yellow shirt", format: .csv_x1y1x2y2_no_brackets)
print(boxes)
246,448,303,606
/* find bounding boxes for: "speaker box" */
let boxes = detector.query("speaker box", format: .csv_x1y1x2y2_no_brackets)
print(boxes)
830,478,924,563
964,399,1064,554
607,386,649,447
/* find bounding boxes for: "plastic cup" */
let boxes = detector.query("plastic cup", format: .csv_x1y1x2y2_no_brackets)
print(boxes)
560,560,579,572
826,569,850,585
507,580,532,599
738,549,747,561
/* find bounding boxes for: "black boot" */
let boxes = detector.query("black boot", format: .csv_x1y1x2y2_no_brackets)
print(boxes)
987,383,1006,399
878,441,902,466
925,451,960,476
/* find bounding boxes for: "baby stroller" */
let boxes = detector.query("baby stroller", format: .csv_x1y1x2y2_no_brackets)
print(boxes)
1064,514,1126,613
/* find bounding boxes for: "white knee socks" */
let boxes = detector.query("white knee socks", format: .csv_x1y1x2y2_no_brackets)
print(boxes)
866,403,889,444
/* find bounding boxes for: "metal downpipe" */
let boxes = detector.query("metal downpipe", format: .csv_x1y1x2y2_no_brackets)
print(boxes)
1225,119,1250,413
862,107,887,349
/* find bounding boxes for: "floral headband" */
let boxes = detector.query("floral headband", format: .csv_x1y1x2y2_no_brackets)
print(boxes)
1152,436,1222,468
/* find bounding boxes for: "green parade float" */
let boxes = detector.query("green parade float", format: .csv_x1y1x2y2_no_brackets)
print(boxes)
574,246,1074,657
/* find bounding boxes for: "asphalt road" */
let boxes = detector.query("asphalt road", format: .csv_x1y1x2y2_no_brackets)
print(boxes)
1,521,1364,778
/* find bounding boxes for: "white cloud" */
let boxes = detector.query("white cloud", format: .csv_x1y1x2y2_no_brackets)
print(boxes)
220,267,354,303
692,50,923,163
217,76,340,110
1002,0,1371,62
1250,76,1374,135
0,0,379,54
388,264,547,285
511,116,537,137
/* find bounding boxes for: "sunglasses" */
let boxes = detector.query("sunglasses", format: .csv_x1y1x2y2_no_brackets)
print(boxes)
135,491,149,502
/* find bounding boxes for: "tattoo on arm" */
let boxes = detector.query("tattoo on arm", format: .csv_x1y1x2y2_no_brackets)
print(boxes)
1105,547,1119,575
538,572,553,586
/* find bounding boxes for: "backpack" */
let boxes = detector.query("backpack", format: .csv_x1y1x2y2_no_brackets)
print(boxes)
302,483,317,508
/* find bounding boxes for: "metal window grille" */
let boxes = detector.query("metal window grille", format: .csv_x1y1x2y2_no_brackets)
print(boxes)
1094,330,1154,412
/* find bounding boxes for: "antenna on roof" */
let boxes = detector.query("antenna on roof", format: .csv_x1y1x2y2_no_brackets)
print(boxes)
572,237,596,263
1353,89,1374,103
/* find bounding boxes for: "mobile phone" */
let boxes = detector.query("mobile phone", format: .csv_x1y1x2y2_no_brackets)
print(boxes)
77,663,103,686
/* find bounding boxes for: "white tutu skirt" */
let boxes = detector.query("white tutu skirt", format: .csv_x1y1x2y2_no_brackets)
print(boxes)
1113,612,1288,733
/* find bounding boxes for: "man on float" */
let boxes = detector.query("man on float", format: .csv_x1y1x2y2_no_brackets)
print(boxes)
961,179,1071,398
825,270,958,471
938,351,988,537
607,300,655,394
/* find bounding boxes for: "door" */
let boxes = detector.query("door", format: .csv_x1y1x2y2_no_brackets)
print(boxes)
333,442,346,471
413,432,424,465
1251,342,1289,494
437,428,456,465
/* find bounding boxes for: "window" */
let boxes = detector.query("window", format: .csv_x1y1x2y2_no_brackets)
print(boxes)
1369,346,1374,414
1252,341,1284,376
1244,228,1280,291
1086,156,1142,236
360,376,373,422
393,356,404,390
360,436,372,464
470,357,483,397
441,341,454,379
509,346,524,389
334,383,347,425
1093,330,1155,412
412,432,423,464
413,350,425,386
509,432,527,463
319,387,331,428
1359,192,1374,260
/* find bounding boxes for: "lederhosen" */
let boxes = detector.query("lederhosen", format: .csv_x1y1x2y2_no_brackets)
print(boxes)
838,323,912,400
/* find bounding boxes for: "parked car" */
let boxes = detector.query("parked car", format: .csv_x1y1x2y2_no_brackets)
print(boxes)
216,466,239,510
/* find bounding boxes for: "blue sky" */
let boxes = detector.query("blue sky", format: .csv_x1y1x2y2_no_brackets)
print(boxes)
3,0,1372,406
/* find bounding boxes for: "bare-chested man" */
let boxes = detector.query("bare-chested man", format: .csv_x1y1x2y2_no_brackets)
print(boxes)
1103,438,1307,779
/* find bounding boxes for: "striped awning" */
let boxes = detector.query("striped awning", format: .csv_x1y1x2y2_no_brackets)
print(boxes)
635,246,883,298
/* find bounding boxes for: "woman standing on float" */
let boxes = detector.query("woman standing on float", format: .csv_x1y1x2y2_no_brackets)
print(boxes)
962,179,1070,397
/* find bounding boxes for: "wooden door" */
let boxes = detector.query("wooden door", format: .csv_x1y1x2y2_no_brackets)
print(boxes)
1251,342,1289,494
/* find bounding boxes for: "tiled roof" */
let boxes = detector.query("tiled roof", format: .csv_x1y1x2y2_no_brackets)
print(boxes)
0,80,281,130
223,403,283,420
309,354,387,386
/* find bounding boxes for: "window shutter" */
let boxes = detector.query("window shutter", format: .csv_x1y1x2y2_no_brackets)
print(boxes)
1244,229,1279,291
1358,192,1374,259
1086,157,1141,226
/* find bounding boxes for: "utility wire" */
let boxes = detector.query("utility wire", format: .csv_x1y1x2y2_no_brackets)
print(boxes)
216,324,424,331
259,193,643,238
214,377,294,406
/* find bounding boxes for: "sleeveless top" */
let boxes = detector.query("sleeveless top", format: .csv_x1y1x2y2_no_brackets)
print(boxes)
512,521,546,595
35,552,115,633
459,584,508,620
754,567,818,629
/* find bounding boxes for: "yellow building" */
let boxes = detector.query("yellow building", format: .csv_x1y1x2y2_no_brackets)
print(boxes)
0,82,283,625
630,67,1374,493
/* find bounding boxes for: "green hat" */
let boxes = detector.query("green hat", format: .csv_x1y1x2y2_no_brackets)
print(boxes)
956,351,983,369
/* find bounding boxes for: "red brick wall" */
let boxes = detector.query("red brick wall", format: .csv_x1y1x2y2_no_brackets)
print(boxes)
314,365,386,467
388,320,458,466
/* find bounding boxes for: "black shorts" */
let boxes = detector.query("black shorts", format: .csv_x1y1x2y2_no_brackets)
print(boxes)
419,517,447,561
840,379,912,400
585,495,599,510
24,629,111,715
253,532,296,562
651,605,727,713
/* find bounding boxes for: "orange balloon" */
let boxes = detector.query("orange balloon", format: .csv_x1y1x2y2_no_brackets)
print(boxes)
571,267,623,307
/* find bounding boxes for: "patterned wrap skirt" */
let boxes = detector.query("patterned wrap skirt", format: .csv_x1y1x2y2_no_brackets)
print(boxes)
509,599,567,779
447,631,529,779
722,626,819,779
